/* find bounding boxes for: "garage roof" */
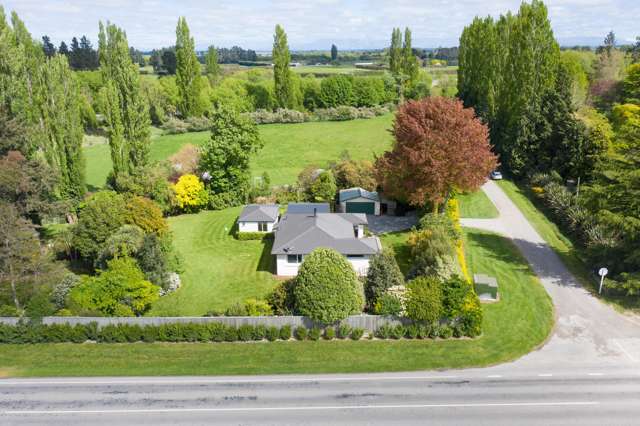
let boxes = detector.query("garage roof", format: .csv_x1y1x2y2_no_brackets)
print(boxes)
339,187,380,203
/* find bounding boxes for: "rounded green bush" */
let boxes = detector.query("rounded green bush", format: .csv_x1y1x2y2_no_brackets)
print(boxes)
350,327,364,340
324,327,336,340
405,276,443,324
279,325,292,340
266,326,279,342
294,326,308,340
308,327,321,341
337,324,352,339
294,248,364,324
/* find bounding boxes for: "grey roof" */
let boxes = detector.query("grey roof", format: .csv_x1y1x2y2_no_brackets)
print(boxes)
474,274,498,288
271,213,380,255
286,203,330,214
339,187,380,203
238,204,280,223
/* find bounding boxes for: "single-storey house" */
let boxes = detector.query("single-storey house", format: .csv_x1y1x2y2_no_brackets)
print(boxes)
286,202,330,215
238,204,280,233
271,210,382,276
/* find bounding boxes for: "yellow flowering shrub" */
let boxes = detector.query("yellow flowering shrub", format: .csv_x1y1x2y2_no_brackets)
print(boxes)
171,174,209,212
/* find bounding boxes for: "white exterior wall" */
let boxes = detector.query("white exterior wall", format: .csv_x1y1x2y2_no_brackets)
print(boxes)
339,196,380,215
276,254,303,276
275,254,371,277
238,220,276,233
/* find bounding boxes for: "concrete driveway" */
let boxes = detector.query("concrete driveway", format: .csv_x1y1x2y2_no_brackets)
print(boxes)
461,180,640,370
367,212,418,235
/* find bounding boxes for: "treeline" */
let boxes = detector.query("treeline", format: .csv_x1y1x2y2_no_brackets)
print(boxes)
459,0,640,301
41,34,99,70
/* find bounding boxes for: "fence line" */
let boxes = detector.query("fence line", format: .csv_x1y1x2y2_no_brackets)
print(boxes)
0,315,410,332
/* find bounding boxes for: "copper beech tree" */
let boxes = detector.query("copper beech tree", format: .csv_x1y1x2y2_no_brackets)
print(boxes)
375,97,497,211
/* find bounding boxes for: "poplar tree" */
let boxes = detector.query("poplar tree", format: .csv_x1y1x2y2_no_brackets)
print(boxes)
204,45,220,83
272,24,294,108
98,21,151,179
175,17,203,117
0,8,85,198
389,28,403,77
402,28,419,87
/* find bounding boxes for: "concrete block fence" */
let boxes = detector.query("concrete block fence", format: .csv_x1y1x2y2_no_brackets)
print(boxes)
0,315,411,332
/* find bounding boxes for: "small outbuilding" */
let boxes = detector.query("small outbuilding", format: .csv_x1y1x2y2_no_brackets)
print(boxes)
474,274,499,302
339,187,380,215
238,204,280,233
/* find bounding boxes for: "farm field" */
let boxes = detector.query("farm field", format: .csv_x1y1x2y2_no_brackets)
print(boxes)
0,228,553,377
84,114,394,189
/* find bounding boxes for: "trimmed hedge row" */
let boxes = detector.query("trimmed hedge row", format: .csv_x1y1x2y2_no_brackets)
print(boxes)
0,322,475,344
235,231,274,241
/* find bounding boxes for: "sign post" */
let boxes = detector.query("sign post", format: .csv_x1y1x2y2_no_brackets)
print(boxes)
598,267,608,294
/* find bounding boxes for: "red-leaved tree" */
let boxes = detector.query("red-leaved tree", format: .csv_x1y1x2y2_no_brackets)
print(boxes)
375,97,497,210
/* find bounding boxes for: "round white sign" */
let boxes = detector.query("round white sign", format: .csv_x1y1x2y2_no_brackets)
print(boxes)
598,267,608,277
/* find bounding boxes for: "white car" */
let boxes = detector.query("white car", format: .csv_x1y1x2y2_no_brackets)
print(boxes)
490,170,503,180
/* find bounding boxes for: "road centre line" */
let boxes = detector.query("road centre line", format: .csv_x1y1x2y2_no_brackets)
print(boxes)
2,401,599,415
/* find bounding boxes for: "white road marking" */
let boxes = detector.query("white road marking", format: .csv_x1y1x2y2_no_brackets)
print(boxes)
2,401,599,415
487,375,502,378
538,374,553,377
613,339,639,363
587,373,604,376
0,375,462,386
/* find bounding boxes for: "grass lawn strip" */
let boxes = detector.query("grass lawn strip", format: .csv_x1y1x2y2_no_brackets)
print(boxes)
458,190,499,219
0,228,552,377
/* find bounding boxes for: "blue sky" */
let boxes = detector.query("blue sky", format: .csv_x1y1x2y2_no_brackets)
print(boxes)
2,0,638,50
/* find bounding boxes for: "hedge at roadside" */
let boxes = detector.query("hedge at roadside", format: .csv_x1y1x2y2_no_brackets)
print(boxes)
0,321,476,344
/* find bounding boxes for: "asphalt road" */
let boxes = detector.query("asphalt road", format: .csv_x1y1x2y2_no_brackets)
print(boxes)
1,370,640,425
2,180,639,425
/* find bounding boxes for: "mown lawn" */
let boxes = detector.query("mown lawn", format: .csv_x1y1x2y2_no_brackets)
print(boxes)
458,189,499,219
148,207,280,316
84,114,394,189
0,228,553,377
497,180,640,313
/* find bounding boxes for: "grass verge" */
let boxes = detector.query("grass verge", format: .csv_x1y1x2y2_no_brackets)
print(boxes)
458,190,499,219
0,228,552,377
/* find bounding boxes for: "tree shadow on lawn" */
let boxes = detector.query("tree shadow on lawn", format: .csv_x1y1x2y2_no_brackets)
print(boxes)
257,239,275,273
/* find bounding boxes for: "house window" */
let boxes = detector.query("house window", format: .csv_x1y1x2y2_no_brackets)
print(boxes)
287,254,303,264
258,222,269,232
347,255,364,259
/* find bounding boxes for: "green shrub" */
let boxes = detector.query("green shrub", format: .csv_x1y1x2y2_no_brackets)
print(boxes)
375,324,393,339
267,279,296,315
98,324,126,343
225,326,238,342
452,322,464,338
417,325,430,339
253,325,267,340
323,327,336,340
308,327,321,341
244,299,273,316
374,294,403,316
350,327,364,340
294,326,308,340
210,323,227,342
390,325,405,339
266,326,279,341
337,324,352,339
365,252,404,310
439,324,453,339
237,324,255,341
0,305,20,317
294,248,364,324
279,325,292,340
225,303,248,316
405,277,443,324
142,325,159,342
405,324,419,339
428,323,440,339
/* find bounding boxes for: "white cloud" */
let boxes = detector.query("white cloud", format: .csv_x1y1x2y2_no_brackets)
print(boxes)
2,0,638,50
